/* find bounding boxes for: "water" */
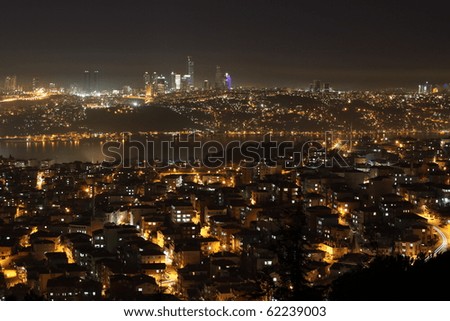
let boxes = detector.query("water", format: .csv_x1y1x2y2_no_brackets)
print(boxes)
0,140,106,163
0,133,330,164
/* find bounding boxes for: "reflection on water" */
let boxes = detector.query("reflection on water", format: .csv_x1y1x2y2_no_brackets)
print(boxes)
0,140,106,163
0,134,313,164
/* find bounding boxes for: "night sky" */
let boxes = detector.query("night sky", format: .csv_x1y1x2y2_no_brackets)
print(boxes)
1,0,449,90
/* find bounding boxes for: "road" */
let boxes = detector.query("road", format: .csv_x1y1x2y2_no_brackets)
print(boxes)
433,226,448,255
416,213,449,259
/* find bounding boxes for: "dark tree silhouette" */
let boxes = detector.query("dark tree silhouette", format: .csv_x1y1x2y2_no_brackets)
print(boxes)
329,252,450,300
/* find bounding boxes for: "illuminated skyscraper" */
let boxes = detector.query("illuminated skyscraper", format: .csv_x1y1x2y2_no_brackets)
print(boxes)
152,72,158,93
215,66,224,90
93,70,99,92
418,81,432,94
187,56,194,88
84,70,91,93
144,72,151,86
181,75,191,91
224,73,232,90
170,72,176,91
313,80,321,92
203,79,210,90
4,75,17,91
145,83,153,95
175,74,181,90
32,77,39,91
49,82,57,93
156,75,166,95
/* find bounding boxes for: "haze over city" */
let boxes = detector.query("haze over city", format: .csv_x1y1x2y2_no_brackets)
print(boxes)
1,0,450,90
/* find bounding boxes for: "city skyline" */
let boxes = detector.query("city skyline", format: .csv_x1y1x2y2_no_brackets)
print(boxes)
0,1,449,90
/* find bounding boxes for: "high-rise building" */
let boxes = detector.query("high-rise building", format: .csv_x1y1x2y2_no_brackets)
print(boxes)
175,74,181,90
323,82,330,93
145,83,153,99
170,72,176,91
152,72,158,93
418,81,432,94
156,75,166,95
203,80,210,90
144,71,152,99
84,71,91,93
93,70,99,92
215,66,224,90
187,56,194,88
181,75,191,91
313,80,321,92
49,82,57,93
224,73,232,90
143,71,151,85
122,85,132,95
4,75,17,91
143,72,151,86
32,77,40,91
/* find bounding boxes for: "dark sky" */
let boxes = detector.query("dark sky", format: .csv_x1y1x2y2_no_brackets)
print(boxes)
1,0,449,90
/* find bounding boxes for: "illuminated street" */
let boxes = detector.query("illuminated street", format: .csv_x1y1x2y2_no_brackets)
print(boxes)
433,226,448,255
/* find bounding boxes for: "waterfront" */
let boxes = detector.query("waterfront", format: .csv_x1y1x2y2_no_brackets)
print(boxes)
0,139,106,163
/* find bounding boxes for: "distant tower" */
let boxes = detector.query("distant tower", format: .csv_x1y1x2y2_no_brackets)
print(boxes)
170,72,176,91
145,84,153,98
323,82,330,93
84,70,91,94
418,84,423,94
152,72,158,93
4,75,17,91
203,79,210,90
181,75,191,91
419,81,431,94
32,77,40,91
143,72,151,86
144,72,153,98
49,82,56,93
215,66,224,90
187,56,194,88
175,74,181,90
156,75,166,95
224,73,232,90
313,80,321,93
93,70,99,92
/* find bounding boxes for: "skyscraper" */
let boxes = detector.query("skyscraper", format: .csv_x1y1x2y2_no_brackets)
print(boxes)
152,72,158,94
93,70,99,92
313,80,321,93
225,73,232,90
170,72,176,91
144,72,151,85
181,75,191,91
156,75,166,95
418,81,432,94
215,66,224,90
145,83,153,100
32,77,40,91
203,80,210,90
4,75,17,91
175,74,181,90
49,82,57,93
84,70,91,93
187,56,194,88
